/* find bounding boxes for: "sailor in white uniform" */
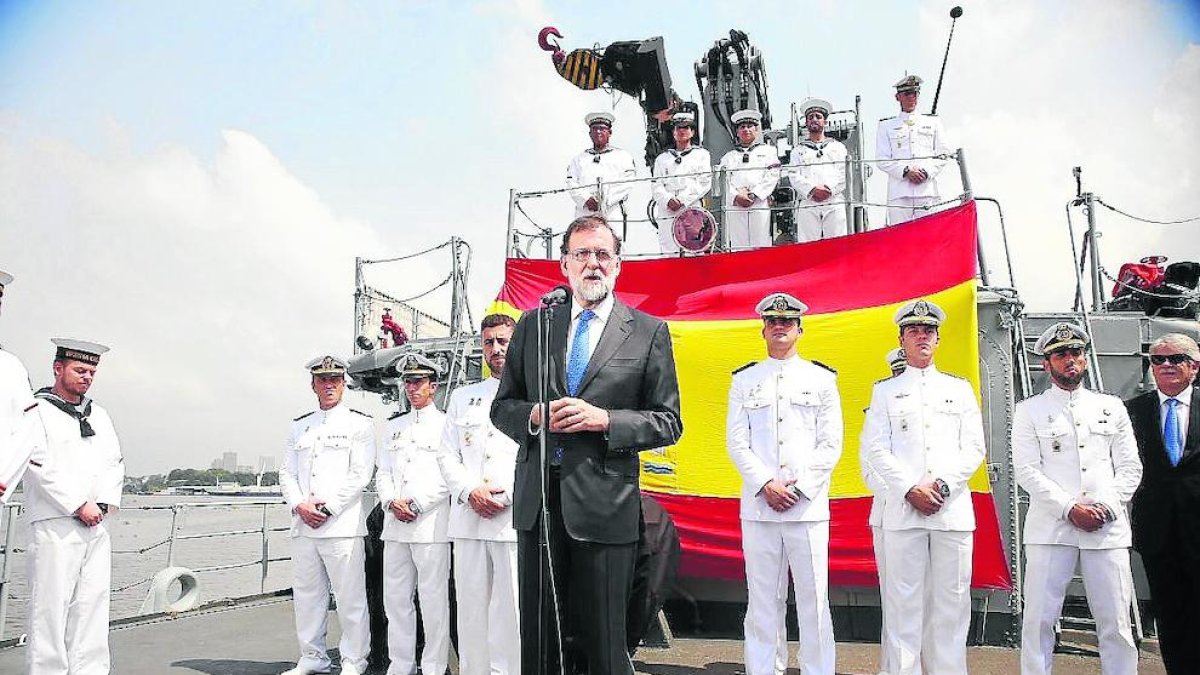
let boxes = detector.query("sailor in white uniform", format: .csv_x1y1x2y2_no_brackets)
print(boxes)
861,300,985,675
280,355,375,675
727,292,842,675
0,269,38,501
875,75,952,226
438,314,521,675
377,353,451,675
651,111,712,255
1013,323,1141,675
566,112,638,222
718,109,780,250
789,98,848,242
23,338,124,675
862,347,906,675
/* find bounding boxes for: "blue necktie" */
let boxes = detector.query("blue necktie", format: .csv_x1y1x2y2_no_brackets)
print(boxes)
1164,398,1182,467
566,309,596,396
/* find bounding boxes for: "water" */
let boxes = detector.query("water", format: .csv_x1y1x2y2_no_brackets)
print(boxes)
0,494,302,640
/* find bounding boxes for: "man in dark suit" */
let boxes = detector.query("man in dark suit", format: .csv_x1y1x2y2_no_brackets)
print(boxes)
491,215,683,675
1125,333,1200,674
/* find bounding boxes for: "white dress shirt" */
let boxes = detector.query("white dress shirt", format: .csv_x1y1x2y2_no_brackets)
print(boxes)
565,294,614,368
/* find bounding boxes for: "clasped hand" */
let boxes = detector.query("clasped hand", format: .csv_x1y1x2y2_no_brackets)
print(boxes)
75,501,105,527
531,397,609,434
905,481,945,516
389,498,419,523
1067,503,1108,532
468,486,508,518
761,479,800,512
295,499,330,528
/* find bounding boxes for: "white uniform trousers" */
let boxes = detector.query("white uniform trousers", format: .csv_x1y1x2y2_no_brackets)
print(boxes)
26,518,112,675
886,196,939,227
291,536,370,674
453,539,520,675
880,529,972,675
871,526,893,675
1020,545,1137,675
794,203,847,243
741,519,835,675
726,206,772,250
384,541,451,675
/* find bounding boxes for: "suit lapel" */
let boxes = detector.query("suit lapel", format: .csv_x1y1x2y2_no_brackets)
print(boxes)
1182,387,1200,462
549,304,571,398
576,300,633,395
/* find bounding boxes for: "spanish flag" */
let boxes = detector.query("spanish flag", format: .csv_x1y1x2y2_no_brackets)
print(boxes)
489,201,1012,590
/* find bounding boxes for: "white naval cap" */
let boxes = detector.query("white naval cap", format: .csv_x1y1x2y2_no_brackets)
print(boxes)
886,347,907,369
894,74,923,92
670,111,696,127
585,111,615,128
52,338,110,365
893,299,946,327
394,352,443,379
0,269,12,286
800,98,832,117
1034,322,1090,356
730,109,762,126
755,292,808,320
306,354,348,376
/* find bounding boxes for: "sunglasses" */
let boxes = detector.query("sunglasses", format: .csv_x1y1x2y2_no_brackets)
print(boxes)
1150,353,1195,366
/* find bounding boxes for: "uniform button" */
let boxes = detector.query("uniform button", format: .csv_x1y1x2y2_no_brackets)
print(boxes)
1081,468,1088,472
485,453,492,459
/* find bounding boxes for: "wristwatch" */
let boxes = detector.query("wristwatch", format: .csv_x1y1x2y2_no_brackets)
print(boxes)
934,478,950,498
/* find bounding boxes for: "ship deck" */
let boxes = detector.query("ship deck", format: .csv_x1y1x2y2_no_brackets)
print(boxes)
0,596,1167,674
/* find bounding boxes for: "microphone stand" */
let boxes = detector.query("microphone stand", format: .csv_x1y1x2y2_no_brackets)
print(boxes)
535,300,566,675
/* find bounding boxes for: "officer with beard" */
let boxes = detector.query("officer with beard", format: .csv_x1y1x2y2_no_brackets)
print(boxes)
789,98,848,242
1012,322,1141,675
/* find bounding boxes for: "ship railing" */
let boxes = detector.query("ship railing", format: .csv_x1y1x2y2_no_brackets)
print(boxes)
503,149,1007,286
0,498,291,642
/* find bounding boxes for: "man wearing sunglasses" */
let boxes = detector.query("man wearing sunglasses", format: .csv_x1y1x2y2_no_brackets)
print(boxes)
1011,323,1141,675
1126,333,1200,674
875,75,951,226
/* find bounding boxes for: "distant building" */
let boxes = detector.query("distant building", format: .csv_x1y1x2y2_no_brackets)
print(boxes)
221,451,237,473
236,465,254,474
210,459,223,470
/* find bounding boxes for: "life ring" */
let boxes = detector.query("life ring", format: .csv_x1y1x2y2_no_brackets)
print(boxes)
139,566,201,615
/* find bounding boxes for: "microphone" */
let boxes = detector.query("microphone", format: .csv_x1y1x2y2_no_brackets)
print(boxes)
541,285,572,306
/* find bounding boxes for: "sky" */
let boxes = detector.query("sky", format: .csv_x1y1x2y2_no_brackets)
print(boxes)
1,0,1198,475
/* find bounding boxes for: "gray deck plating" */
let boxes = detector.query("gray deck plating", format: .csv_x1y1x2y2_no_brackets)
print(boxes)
0,597,1166,674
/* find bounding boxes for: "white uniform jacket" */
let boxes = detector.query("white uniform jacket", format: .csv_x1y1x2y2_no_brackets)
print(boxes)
280,404,376,539
1012,385,1142,549
439,378,517,542
565,147,638,220
22,396,124,523
875,112,951,200
860,389,891,529
862,364,985,531
378,405,450,543
651,147,713,219
726,356,843,522
788,138,848,207
0,350,37,499
718,143,780,212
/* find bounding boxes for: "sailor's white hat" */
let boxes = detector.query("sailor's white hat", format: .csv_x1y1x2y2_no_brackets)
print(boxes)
756,292,807,320
52,338,110,364
800,98,832,117
585,112,615,128
730,109,762,126
306,354,348,376
1034,322,1090,356
894,299,946,327
670,112,696,127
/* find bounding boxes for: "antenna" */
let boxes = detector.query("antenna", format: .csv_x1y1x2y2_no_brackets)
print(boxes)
930,6,963,116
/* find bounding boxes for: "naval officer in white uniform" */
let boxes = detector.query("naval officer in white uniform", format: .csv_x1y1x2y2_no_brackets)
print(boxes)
23,339,124,675
439,314,521,675
566,112,638,222
651,111,712,254
789,98,849,243
861,300,985,675
1012,323,1141,675
280,355,375,675
727,292,842,675
377,353,452,675
875,75,952,226
718,109,780,250
0,268,38,501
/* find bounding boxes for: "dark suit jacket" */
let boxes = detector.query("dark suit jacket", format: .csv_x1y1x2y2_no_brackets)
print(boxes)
1125,387,1200,558
490,299,683,545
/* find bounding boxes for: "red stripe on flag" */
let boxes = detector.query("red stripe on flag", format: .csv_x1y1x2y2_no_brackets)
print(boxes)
499,201,978,320
646,490,1013,590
